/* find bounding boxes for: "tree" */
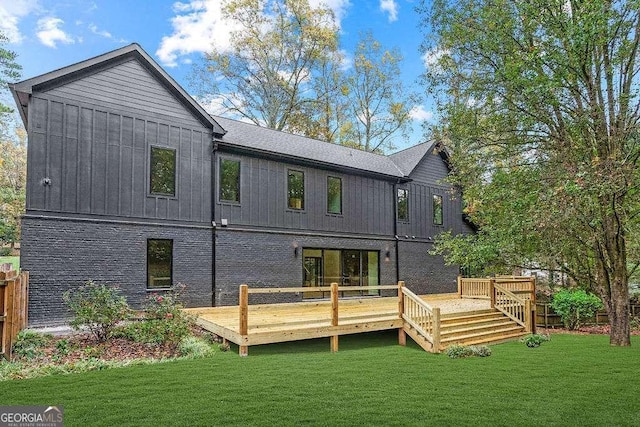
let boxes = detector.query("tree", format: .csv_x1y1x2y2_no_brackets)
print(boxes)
421,0,640,345
0,31,24,249
0,31,21,126
195,0,339,132
345,31,418,153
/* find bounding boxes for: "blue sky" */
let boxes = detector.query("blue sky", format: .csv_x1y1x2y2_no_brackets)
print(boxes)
2,0,434,150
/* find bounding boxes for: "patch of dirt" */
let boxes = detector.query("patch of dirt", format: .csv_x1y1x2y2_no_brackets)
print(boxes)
539,325,640,336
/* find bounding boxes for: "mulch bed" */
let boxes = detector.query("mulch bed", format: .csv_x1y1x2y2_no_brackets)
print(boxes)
540,325,640,336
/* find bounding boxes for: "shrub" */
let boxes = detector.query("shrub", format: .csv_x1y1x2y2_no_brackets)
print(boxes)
469,345,492,357
178,337,214,358
551,289,603,330
63,281,130,342
12,330,52,360
521,334,550,348
446,344,474,358
0,247,12,256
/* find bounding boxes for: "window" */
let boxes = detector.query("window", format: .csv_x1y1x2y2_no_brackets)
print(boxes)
397,188,408,221
433,194,443,225
150,147,176,196
327,176,342,214
220,158,240,203
147,239,172,289
288,169,305,210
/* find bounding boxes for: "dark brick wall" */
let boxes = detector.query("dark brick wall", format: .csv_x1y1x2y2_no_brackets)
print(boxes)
397,239,459,294
214,228,397,306
21,216,213,326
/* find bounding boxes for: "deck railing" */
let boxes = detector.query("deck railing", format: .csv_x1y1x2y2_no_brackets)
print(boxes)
238,283,399,356
398,282,440,351
458,277,492,299
494,284,533,332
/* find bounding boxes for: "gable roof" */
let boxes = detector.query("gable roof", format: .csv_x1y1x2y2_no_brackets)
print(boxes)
213,116,408,180
389,140,451,176
9,43,226,135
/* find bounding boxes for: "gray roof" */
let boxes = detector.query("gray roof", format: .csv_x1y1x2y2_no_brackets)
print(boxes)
388,141,436,175
213,116,408,179
10,43,226,134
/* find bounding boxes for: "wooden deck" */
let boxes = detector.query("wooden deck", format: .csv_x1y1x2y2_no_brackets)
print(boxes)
185,291,492,355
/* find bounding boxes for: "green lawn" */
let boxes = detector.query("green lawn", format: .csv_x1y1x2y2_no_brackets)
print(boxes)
0,256,19,271
0,333,639,426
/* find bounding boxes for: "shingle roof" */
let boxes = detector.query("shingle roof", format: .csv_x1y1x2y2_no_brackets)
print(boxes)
388,141,436,176
213,116,407,179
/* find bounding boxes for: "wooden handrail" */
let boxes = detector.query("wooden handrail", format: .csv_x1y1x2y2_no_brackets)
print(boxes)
493,283,532,331
246,284,399,294
400,286,440,350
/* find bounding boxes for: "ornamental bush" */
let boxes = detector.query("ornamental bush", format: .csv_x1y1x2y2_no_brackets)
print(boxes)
63,281,130,342
521,334,550,348
551,289,603,330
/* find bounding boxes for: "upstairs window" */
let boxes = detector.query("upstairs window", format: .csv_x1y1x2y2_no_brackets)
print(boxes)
150,147,176,196
288,170,305,210
397,188,408,221
147,239,173,289
433,194,443,225
220,158,240,203
327,176,342,214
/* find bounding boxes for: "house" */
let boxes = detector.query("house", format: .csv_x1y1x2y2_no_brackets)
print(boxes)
10,44,474,326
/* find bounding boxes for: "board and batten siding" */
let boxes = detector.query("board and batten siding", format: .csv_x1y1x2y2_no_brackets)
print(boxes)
215,152,395,236
27,94,212,223
42,59,206,130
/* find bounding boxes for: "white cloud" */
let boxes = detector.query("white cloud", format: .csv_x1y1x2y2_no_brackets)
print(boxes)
0,0,40,43
156,1,238,67
88,23,112,39
36,17,75,48
157,0,350,67
409,105,434,122
379,0,398,22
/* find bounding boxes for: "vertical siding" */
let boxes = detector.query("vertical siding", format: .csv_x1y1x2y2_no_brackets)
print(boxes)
214,152,395,236
26,95,212,223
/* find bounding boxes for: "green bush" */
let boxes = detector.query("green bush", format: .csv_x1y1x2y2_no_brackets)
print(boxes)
551,289,603,330
469,345,492,357
63,281,130,342
521,334,550,348
12,330,52,360
178,337,215,358
0,247,12,256
446,344,473,358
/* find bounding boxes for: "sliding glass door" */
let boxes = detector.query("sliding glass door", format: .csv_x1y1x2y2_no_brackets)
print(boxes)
302,248,380,299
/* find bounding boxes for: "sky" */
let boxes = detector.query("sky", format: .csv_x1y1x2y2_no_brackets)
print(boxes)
1,0,434,151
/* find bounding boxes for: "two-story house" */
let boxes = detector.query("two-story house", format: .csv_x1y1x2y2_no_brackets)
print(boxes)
10,44,473,326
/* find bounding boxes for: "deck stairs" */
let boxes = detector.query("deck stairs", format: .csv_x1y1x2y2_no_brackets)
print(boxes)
404,308,527,353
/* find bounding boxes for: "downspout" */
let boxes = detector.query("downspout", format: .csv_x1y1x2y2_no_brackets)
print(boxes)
211,138,220,307
393,181,400,284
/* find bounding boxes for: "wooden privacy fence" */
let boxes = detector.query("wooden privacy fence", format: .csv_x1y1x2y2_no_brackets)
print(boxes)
536,303,640,328
0,264,29,361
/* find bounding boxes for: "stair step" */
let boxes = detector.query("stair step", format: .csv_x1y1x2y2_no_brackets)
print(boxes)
445,331,528,348
441,315,509,330
441,309,496,320
441,320,518,335
441,311,504,323
440,325,525,344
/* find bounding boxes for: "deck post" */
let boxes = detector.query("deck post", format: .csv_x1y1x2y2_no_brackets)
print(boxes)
457,275,462,299
330,282,339,352
433,307,441,353
398,281,406,346
239,284,249,357
489,278,496,308
530,277,536,333
525,299,532,333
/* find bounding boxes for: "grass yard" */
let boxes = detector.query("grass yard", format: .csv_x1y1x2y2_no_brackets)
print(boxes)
0,333,639,426
0,256,19,271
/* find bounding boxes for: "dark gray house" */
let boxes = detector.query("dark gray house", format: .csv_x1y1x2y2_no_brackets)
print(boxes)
10,44,473,325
